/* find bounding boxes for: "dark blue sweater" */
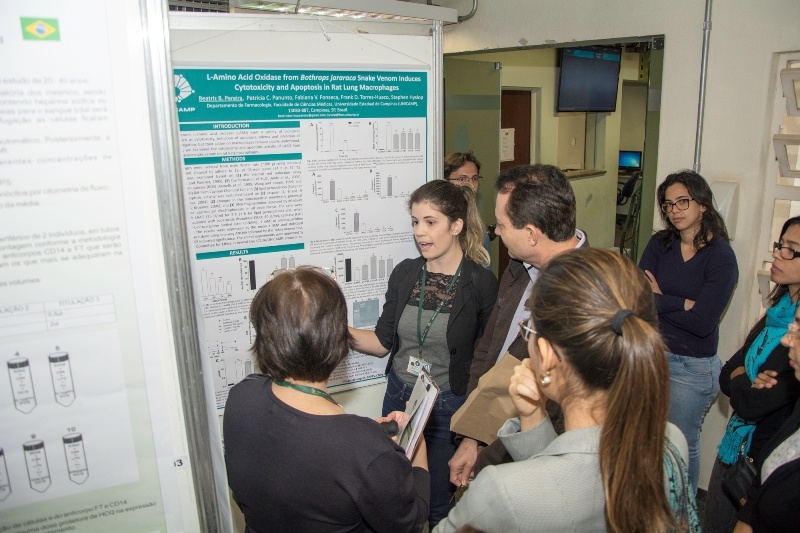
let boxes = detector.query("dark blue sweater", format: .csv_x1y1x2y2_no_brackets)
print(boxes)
639,234,738,357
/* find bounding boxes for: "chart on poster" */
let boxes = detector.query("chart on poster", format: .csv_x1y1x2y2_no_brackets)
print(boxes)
174,67,428,407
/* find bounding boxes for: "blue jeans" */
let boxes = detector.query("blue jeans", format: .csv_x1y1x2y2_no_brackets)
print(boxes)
667,352,721,492
383,368,465,527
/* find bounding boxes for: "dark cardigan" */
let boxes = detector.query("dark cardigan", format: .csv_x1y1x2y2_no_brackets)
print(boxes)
373,256,498,396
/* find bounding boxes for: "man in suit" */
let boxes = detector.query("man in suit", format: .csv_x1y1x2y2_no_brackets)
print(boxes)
448,163,588,487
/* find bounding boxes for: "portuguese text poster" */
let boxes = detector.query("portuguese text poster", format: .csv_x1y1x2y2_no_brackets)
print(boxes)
0,2,194,531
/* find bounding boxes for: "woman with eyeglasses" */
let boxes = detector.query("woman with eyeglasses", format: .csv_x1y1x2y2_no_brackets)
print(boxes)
444,152,482,192
732,299,800,532
444,152,492,265
433,248,698,533
349,180,498,526
224,267,430,532
704,216,800,533
639,169,739,491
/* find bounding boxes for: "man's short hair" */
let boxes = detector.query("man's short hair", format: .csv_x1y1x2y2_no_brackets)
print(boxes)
495,164,576,242
444,151,481,178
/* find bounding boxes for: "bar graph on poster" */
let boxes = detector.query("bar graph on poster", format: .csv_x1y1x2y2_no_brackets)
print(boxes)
175,67,428,408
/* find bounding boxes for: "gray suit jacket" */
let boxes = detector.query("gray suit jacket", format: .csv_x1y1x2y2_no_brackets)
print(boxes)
434,419,688,533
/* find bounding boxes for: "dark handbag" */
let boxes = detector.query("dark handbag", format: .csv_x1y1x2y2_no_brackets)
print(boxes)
720,452,757,509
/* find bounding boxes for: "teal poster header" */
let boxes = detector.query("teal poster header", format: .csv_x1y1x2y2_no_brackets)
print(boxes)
174,68,427,122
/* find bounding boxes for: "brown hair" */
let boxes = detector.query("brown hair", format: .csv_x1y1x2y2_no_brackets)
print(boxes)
529,248,676,533
249,267,352,382
409,180,490,267
444,151,481,179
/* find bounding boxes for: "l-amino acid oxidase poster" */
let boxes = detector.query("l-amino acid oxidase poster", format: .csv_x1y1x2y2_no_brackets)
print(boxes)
174,67,429,408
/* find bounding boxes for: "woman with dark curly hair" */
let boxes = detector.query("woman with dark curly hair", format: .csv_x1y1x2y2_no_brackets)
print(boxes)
639,169,739,491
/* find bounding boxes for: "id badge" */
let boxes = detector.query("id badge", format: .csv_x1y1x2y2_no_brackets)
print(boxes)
407,355,432,377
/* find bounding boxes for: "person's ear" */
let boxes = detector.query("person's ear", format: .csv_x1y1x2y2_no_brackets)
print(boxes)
525,224,539,246
451,218,464,236
536,336,560,372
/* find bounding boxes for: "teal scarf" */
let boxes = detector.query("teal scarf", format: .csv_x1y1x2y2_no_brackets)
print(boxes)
717,292,797,464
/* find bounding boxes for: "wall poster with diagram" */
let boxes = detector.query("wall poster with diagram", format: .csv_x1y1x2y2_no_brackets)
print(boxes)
173,66,429,408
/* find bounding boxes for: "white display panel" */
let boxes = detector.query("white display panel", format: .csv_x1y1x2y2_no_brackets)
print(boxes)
0,1,197,531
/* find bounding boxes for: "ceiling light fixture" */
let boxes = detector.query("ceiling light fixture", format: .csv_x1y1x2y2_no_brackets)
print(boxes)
231,0,458,23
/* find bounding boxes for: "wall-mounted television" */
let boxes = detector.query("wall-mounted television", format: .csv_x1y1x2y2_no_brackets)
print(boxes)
618,150,642,172
557,46,622,113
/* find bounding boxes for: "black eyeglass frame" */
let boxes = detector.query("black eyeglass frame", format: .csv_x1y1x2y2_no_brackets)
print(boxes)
773,242,800,260
447,176,483,184
660,197,695,213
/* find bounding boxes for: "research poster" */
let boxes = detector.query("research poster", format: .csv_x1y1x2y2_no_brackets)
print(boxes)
174,67,428,407
1,2,193,532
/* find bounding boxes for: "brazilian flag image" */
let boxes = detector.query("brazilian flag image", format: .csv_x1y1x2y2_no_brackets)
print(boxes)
21,18,60,41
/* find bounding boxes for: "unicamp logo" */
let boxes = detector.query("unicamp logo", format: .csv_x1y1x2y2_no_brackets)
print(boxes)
175,74,195,103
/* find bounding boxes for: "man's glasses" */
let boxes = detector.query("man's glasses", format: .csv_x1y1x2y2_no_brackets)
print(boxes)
518,318,536,341
448,176,482,184
773,242,800,260
660,198,695,213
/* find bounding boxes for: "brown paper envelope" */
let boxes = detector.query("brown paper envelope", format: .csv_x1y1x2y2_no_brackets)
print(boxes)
450,353,520,444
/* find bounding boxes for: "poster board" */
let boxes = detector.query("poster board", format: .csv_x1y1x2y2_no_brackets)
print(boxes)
0,1,208,531
0,5,444,531
169,13,443,409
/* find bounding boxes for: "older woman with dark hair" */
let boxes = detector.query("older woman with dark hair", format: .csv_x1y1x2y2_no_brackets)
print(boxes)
639,169,739,490
223,267,429,533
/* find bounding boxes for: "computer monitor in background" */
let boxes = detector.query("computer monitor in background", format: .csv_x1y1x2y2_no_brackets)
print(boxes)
557,45,622,112
618,150,642,173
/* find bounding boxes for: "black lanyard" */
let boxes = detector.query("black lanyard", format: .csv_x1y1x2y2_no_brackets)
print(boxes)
416,258,463,357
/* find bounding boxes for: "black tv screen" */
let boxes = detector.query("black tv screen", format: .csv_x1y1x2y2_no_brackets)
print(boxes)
557,46,622,112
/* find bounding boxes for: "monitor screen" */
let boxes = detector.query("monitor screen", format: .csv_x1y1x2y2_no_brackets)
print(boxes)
557,46,622,112
618,150,642,171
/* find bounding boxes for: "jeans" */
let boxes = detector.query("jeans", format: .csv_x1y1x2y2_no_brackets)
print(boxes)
383,368,465,527
667,352,722,492
703,457,739,533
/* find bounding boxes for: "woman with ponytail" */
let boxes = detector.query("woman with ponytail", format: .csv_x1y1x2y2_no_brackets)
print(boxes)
433,248,698,533
704,217,800,533
349,180,497,526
